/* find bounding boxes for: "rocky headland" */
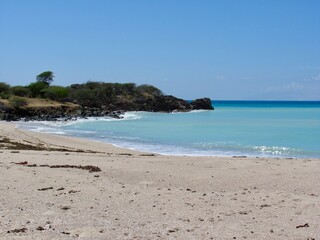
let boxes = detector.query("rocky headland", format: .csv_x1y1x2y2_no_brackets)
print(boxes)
0,80,214,121
0,96,213,121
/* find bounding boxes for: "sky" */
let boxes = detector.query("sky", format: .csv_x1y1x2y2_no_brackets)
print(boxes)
0,0,319,100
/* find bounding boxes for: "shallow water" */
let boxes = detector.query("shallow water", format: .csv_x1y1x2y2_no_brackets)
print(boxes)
19,101,320,158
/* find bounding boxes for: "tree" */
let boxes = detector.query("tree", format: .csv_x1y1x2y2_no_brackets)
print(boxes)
28,82,49,97
36,71,54,85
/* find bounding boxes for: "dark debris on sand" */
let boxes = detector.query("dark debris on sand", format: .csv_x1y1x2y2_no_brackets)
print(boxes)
7,228,27,233
14,161,101,173
0,137,100,153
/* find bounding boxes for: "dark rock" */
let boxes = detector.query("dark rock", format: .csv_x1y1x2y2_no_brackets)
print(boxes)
190,98,214,110
151,95,192,112
0,95,214,122
7,228,27,233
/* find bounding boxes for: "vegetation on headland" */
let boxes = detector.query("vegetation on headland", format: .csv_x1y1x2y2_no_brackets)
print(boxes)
0,71,166,107
0,71,213,121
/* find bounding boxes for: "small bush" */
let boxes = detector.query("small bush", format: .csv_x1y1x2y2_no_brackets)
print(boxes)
11,86,30,97
0,92,11,99
27,82,49,97
136,84,163,96
9,96,27,108
69,88,96,107
0,82,11,95
40,86,69,101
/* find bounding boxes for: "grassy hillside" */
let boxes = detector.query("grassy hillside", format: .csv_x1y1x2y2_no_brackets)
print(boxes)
0,97,79,109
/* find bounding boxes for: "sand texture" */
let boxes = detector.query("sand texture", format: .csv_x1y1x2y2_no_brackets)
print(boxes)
0,122,319,240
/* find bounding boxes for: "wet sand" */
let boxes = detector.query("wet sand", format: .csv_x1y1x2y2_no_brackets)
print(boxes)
0,122,319,239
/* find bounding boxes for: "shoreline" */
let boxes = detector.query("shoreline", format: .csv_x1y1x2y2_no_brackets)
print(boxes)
15,117,320,159
1,121,319,239
6,120,320,159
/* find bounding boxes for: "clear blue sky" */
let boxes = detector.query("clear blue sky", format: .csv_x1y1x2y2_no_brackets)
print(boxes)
1,0,319,100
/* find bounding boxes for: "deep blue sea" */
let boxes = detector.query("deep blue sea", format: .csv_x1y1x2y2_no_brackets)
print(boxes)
19,101,320,158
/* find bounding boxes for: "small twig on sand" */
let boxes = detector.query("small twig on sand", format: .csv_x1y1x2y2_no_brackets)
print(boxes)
296,223,309,228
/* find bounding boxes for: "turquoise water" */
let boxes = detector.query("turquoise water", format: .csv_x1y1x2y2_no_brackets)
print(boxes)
20,101,320,158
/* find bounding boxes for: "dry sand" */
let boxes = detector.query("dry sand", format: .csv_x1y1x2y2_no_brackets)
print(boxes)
0,121,319,240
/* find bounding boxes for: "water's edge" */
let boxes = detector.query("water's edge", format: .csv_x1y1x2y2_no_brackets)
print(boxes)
14,100,320,159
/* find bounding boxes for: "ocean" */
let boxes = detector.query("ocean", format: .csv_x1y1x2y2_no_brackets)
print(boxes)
19,101,320,158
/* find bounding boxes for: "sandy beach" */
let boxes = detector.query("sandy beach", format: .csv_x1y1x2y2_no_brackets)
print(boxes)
0,122,319,240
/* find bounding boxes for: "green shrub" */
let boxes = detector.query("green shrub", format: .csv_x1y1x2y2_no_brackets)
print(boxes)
40,86,69,101
71,89,96,106
136,84,163,96
85,81,102,90
0,82,10,93
9,96,27,108
11,86,30,97
27,81,49,97
67,81,163,107
0,92,11,99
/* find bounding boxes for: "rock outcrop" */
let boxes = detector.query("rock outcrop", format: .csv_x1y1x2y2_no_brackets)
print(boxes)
0,105,80,121
190,98,214,110
0,97,214,121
